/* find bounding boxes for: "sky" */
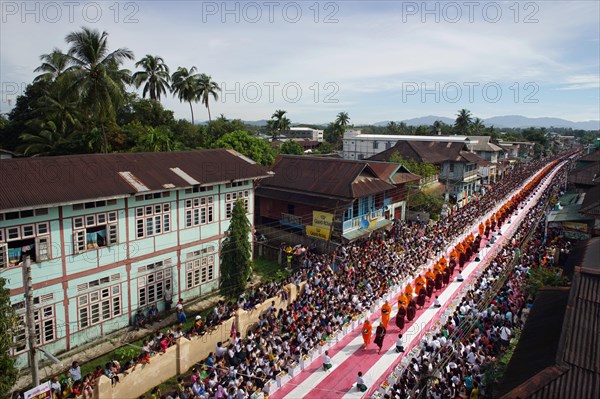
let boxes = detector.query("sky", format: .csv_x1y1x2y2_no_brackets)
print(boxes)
1,0,599,125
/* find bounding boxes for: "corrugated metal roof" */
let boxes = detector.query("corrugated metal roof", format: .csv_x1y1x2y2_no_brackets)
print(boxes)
0,150,270,211
501,238,600,399
368,140,483,165
467,136,504,152
261,156,395,199
255,186,351,209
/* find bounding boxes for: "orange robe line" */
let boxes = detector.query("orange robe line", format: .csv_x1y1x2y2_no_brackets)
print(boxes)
404,284,414,297
381,303,392,328
362,321,372,346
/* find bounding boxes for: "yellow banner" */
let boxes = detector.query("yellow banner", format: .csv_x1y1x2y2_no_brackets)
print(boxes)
306,225,330,240
313,211,334,229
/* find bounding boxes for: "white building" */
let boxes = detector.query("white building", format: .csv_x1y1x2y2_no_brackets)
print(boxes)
285,127,324,142
343,130,472,160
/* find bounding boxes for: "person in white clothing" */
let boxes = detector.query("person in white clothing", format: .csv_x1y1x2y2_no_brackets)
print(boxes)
395,334,404,353
322,350,332,371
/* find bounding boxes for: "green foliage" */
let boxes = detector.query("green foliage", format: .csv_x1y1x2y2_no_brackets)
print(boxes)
0,278,19,397
205,116,248,145
279,140,304,155
117,96,174,127
408,189,444,217
212,130,275,166
114,346,139,363
324,122,343,148
220,200,252,298
525,266,568,297
454,108,472,134
316,142,334,154
388,152,438,178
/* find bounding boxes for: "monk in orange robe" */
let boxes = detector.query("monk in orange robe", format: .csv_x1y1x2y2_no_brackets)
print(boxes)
381,300,392,329
404,283,414,298
398,293,409,308
362,319,372,349
478,223,485,236
415,275,426,291
425,268,435,281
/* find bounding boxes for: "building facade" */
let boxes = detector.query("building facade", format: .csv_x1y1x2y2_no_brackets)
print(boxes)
255,156,400,244
0,150,269,367
342,129,471,160
285,127,324,142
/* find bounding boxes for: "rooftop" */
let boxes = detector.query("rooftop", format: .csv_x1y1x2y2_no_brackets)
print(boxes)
0,150,271,211
257,156,396,200
367,140,484,165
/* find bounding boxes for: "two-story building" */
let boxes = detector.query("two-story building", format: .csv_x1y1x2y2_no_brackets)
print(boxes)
342,129,471,160
0,149,270,368
467,136,506,184
255,156,404,245
368,140,484,207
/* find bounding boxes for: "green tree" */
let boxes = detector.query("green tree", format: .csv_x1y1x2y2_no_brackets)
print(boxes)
134,125,174,152
133,55,171,101
525,266,568,297
335,111,350,128
197,73,221,123
62,27,134,152
317,142,334,154
279,140,304,155
388,151,438,178
171,66,200,125
454,108,472,135
117,96,175,127
205,116,248,145
471,117,485,134
34,48,69,82
18,120,74,156
0,278,19,397
270,110,290,140
212,130,275,166
220,199,252,297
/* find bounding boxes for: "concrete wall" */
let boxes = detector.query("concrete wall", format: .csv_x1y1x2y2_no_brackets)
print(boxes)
95,283,301,399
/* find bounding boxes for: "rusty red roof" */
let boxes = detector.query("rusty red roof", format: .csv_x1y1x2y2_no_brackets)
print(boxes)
368,140,483,165
259,156,396,200
0,149,270,210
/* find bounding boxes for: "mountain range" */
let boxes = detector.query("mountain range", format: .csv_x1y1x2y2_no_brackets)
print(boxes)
214,115,599,130
372,115,599,130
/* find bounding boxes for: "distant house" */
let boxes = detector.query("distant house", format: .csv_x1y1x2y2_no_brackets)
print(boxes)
342,129,471,160
467,136,506,184
255,156,402,244
285,127,324,142
497,140,535,159
368,140,484,207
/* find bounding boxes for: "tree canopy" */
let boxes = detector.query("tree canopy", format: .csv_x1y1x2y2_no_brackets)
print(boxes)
211,130,276,166
220,200,252,298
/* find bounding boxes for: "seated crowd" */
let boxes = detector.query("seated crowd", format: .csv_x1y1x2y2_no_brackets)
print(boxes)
45,154,567,399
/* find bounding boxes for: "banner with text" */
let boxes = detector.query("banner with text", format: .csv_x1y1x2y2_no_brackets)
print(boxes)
306,225,331,241
313,211,333,229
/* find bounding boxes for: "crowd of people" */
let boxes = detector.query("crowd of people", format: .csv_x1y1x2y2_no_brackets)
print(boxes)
41,152,571,399
382,163,572,399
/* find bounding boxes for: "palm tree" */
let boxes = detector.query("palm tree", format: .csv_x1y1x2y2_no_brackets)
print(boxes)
197,73,221,123
19,120,72,156
133,55,171,101
34,49,69,82
335,111,350,128
471,118,485,134
62,27,134,152
270,109,288,140
431,120,444,135
454,109,472,135
171,66,200,125
35,89,82,136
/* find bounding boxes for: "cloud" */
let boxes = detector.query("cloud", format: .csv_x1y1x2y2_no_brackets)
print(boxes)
558,74,600,90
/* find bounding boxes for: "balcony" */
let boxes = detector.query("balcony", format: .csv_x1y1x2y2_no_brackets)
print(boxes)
342,209,384,231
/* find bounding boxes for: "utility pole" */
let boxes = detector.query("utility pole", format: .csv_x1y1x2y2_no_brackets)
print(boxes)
23,256,40,386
